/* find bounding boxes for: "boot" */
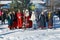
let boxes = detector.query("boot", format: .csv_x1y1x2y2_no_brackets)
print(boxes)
8,26,11,30
41,26,46,29
48,26,53,29
48,24,53,29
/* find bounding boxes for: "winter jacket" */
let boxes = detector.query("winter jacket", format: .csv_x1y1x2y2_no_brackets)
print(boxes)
39,14,46,27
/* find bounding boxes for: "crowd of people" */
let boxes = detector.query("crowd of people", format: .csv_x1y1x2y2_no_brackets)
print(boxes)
0,9,54,30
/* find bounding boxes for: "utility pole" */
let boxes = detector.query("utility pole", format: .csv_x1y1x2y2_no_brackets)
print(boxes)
46,0,48,10
50,0,54,12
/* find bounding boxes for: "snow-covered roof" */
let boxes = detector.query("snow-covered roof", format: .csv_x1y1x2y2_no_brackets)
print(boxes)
0,1,22,4
30,0,45,4
0,1,12,4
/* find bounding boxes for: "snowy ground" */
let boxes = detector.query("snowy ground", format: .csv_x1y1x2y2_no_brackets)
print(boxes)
0,25,60,40
0,15,60,40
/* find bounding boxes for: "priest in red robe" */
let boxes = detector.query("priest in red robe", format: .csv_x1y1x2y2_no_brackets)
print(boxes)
17,10,23,29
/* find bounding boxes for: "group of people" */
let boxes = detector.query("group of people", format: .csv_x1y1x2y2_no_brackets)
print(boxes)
7,9,32,30
0,9,53,30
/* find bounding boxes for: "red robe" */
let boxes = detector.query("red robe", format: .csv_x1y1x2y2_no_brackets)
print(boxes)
24,15,32,28
17,12,23,29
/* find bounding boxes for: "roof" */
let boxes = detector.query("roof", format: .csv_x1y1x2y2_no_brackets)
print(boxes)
0,1,12,4
30,0,45,4
0,0,12,1
0,1,22,4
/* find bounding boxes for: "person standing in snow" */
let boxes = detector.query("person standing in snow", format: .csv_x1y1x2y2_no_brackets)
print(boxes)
0,10,3,24
16,9,23,29
0,10,2,20
47,12,53,29
23,9,32,28
12,11,17,29
2,10,7,24
7,11,13,30
30,11,37,29
39,11,46,29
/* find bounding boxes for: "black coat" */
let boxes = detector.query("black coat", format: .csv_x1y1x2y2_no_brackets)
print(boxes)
39,14,46,27
2,13,6,20
12,13,17,21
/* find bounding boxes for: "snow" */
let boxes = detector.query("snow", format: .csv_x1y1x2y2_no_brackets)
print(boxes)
0,15,60,40
30,0,45,4
0,25,60,40
0,1,12,4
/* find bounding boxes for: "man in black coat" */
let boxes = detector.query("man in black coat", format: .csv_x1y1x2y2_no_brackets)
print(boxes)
39,12,46,29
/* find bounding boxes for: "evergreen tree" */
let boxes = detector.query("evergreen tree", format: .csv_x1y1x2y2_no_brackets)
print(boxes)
10,0,30,11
